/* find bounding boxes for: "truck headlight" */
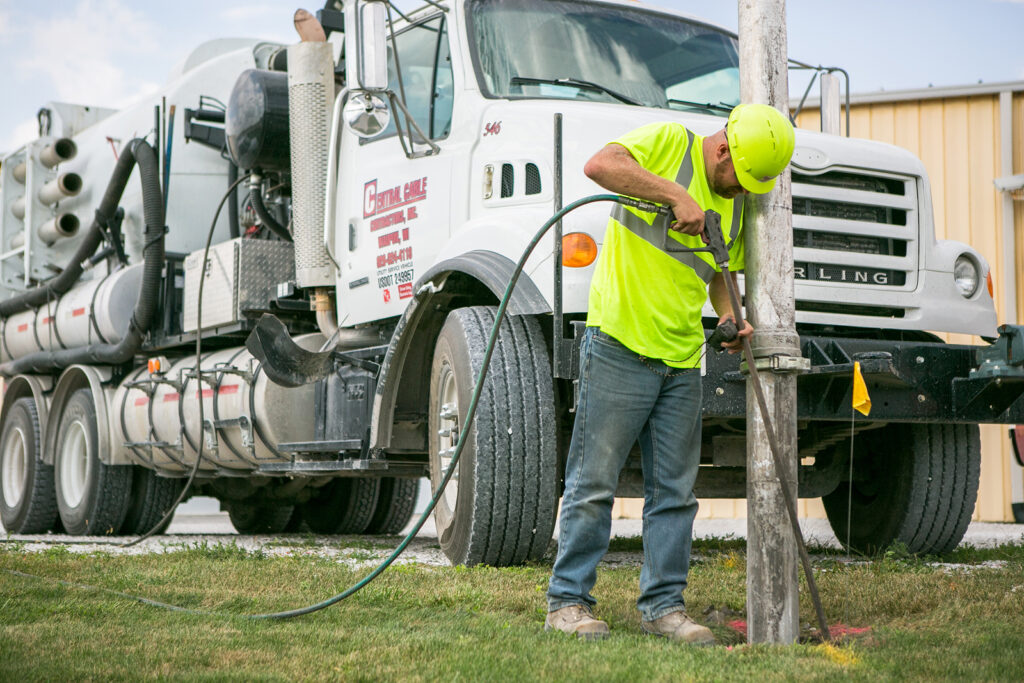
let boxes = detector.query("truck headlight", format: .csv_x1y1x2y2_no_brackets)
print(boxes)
954,254,980,297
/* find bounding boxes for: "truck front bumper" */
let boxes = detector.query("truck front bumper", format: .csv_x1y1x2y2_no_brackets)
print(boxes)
702,325,1024,423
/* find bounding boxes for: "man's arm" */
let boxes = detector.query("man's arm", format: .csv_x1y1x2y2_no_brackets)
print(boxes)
584,143,706,235
708,271,753,353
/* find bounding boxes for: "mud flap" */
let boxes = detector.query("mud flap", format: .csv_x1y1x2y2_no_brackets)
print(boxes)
245,314,334,388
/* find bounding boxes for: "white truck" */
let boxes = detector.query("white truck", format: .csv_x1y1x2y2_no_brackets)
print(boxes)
1,0,1020,563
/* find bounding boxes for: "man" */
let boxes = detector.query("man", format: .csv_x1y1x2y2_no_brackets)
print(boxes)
545,104,796,643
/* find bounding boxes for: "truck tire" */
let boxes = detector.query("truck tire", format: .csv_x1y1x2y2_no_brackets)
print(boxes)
429,307,557,567
300,478,380,534
364,477,421,534
119,468,185,535
0,397,59,533
55,389,133,535
823,422,981,555
227,502,295,534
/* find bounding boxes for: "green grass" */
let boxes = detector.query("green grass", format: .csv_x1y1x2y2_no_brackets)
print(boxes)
1,541,1023,681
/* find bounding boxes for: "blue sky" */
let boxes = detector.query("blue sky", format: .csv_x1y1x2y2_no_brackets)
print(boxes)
1,0,1023,151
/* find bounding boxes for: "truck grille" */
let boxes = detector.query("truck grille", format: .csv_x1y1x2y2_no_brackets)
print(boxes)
792,169,917,317
792,197,906,225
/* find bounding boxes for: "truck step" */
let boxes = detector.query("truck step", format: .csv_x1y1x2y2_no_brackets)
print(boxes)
276,439,362,453
258,458,426,477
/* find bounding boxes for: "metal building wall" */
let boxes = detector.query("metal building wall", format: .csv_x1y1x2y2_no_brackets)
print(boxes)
792,88,1021,523
616,85,1023,522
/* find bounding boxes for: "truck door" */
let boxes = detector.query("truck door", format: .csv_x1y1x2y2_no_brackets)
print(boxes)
336,13,455,326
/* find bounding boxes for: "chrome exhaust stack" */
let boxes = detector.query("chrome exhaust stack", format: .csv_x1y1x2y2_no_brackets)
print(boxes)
287,12,335,289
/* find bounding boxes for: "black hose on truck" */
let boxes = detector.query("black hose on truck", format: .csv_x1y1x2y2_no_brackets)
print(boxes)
0,140,156,317
249,178,292,242
0,140,164,376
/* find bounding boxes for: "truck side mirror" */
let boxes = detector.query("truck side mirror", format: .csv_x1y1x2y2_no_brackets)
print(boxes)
345,0,388,92
343,92,391,138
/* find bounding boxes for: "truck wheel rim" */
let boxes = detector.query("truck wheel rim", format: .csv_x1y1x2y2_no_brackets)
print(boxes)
60,421,90,509
1,427,27,508
437,365,460,512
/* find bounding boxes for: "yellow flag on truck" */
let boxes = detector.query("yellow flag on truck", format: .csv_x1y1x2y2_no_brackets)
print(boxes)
852,361,872,416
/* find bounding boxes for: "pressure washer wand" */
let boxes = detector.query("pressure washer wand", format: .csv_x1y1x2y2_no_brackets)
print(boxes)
706,208,831,642
645,204,831,641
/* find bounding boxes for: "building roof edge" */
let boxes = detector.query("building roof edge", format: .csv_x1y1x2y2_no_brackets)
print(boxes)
793,79,1024,109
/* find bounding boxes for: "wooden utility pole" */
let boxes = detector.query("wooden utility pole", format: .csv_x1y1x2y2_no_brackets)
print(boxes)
738,0,800,644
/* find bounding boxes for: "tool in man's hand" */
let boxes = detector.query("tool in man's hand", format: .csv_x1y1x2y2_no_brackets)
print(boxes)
614,201,740,350
692,210,740,351
707,319,738,351
694,209,730,267
614,198,731,266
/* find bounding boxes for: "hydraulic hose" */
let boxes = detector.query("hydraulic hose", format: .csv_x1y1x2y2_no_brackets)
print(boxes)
121,171,252,549
0,141,164,376
250,176,292,242
718,260,831,642
0,140,148,317
228,163,241,239
0,194,624,620
240,194,627,620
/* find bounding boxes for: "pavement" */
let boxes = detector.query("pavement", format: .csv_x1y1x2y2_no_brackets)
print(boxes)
4,495,1024,559
162,496,1024,549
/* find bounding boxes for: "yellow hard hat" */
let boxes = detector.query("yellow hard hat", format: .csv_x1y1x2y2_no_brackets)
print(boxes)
726,103,795,195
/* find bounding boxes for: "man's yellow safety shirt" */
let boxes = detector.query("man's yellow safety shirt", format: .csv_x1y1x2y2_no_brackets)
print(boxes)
587,121,746,368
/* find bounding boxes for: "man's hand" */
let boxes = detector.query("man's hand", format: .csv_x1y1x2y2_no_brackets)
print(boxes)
717,312,753,354
667,192,706,236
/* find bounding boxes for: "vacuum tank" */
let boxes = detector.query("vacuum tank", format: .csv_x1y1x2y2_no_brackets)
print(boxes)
112,334,325,474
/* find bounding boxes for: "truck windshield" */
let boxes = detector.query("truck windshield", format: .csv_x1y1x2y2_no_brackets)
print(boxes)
466,0,740,114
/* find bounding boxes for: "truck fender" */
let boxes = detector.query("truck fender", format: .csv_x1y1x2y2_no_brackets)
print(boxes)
369,250,548,451
43,365,127,466
419,250,550,316
1,375,54,452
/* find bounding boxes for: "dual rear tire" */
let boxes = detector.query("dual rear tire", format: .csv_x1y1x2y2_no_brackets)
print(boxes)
1,388,183,536
0,398,58,533
54,389,133,535
229,477,421,535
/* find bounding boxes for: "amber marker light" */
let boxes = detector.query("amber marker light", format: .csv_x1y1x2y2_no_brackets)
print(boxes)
148,358,161,374
987,271,994,299
562,232,598,267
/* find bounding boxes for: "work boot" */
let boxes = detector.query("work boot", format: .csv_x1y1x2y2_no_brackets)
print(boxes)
544,605,610,640
642,611,716,645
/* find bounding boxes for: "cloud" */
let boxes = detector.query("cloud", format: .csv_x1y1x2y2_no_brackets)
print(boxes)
16,0,160,109
1,117,40,154
219,4,283,23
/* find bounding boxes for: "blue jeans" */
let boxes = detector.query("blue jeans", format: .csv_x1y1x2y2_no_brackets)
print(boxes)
547,327,702,621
